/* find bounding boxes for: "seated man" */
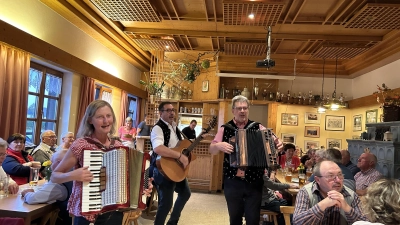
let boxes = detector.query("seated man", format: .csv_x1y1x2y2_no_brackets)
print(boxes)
308,148,356,191
182,119,197,139
31,130,58,177
21,149,72,225
293,160,367,225
0,138,19,194
261,170,298,225
354,152,383,196
340,150,360,176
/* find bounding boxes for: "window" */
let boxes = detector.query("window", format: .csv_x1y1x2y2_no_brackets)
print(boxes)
95,84,112,105
27,62,63,144
127,95,137,125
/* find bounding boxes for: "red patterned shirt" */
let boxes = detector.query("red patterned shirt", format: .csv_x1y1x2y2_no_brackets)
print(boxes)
354,168,383,190
67,137,122,222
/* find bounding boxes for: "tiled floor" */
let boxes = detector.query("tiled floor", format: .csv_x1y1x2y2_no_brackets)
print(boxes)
138,191,230,225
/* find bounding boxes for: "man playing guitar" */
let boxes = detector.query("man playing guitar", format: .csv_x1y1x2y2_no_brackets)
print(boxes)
150,102,191,225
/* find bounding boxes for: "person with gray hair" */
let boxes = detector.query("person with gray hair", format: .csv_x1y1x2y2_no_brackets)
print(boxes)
118,116,136,142
0,138,19,194
210,95,283,225
55,132,75,152
308,148,356,191
293,160,367,225
354,152,383,196
31,130,58,165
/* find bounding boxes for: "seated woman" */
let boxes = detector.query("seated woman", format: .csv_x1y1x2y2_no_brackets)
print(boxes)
118,117,136,142
353,178,400,225
278,143,300,170
2,133,41,185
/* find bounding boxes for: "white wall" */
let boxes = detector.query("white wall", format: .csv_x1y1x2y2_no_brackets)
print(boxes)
0,0,142,86
352,57,400,99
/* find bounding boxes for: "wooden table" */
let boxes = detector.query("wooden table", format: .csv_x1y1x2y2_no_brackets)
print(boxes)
274,172,300,205
0,181,59,225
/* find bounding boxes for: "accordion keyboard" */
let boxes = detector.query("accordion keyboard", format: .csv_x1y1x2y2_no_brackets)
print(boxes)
82,149,128,213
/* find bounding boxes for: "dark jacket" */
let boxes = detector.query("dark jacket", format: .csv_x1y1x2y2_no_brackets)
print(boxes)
3,148,33,185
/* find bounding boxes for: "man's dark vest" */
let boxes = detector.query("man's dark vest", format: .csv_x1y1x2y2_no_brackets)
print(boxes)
151,119,183,168
222,119,265,182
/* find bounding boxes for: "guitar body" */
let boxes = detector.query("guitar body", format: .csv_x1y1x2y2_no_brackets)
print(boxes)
156,139,197,182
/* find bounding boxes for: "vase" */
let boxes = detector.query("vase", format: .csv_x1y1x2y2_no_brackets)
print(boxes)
241,87,250,98
149,95,155,104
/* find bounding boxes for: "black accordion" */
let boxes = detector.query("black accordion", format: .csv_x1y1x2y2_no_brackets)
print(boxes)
227,123,277,168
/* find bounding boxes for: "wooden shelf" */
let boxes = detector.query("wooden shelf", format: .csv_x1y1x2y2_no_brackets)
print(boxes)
178,113,203,116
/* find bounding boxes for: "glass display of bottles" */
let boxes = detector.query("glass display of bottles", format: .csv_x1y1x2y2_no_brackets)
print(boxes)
219,84,225,99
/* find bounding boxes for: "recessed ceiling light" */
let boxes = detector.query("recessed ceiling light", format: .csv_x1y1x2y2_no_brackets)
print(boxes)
166,45,170,49
248,14,255,19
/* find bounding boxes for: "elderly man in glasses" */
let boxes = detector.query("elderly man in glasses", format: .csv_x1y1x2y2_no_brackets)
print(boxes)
293,160,367,225
31,130,58,177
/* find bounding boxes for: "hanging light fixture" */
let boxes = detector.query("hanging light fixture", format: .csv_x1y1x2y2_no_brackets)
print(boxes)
316,59,327,113
323,57,346,111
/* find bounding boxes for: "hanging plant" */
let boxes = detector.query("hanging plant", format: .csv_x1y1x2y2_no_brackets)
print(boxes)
201,59,210,69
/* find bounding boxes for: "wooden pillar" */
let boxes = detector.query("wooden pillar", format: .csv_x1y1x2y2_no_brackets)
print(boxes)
267,102,278,131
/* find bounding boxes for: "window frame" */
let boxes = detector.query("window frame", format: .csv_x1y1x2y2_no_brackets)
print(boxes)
28,62,63,144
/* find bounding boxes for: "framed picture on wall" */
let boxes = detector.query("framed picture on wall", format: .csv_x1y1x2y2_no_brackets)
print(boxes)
353,114,362,131
202,80,209,92
365,109,378,124
281,113,298,126
305,112,321,124
281,133,296,144
304,126,320,138
325,115,345,131
304,140,320,151
326,138,342,149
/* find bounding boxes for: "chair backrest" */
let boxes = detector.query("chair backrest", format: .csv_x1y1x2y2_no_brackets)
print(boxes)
280,206,295,225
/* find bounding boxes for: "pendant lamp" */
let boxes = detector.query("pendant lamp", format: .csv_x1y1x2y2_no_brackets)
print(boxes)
316,59,327,113
323,57,345,111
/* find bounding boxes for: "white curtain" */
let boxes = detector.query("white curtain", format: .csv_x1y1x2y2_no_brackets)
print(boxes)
101,90,112,105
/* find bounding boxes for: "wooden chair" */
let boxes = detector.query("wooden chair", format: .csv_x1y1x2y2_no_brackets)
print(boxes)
122,208,142,225
145,188,158,216
260,209,279,225
280,206,295,225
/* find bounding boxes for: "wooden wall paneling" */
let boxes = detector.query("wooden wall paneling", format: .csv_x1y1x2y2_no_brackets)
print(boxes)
192,70,219,101
267,103,278,131
348,87,400,109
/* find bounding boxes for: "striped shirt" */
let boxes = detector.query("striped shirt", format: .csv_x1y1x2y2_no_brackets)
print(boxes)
293,182,367,225
354,168,383,190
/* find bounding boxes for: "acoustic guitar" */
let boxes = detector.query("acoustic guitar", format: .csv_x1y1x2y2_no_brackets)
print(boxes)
156,116,218,182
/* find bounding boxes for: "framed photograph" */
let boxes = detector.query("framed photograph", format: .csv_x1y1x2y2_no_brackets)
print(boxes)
202,80,209,92
365,109,378,124
305,112,321,124
281,133,296,144
326,138,342,149
304,126,320,138
304,140,320,151
325,115,345,131
281,113,298,126
353,114,362,131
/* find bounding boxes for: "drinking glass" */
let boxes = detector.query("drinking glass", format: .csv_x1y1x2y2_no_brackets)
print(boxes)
306,168,313,179
29,167,39,187
299,174,306,187
285,171,292,183
0,175,9,197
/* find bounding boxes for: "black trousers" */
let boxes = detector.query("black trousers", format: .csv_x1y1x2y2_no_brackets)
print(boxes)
224,177,264,225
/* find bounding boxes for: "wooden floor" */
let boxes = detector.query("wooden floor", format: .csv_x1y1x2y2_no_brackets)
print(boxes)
138,191,230,225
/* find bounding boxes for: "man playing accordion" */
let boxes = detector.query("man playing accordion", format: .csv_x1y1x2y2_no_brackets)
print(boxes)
209,95,283,225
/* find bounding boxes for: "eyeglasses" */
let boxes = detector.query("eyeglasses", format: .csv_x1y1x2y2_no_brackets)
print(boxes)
234,107,248,111
316,174,344,181
161,109,176,113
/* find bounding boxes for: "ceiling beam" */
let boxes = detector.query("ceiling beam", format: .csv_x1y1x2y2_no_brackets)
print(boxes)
124,27,382,42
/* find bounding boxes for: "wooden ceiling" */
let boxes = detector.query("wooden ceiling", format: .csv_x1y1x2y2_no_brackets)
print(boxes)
41,0,400,78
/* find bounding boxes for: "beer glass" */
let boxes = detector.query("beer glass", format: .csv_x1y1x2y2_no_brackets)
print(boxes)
299,174,306,187
285,171,292,183
29,167,39,187
306,168,313,179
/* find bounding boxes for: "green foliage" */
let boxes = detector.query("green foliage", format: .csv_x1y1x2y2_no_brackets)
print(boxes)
139,74,166,95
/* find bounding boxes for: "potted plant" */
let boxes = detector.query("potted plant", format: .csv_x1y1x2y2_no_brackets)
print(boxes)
373,83,400,122
139,76,166,103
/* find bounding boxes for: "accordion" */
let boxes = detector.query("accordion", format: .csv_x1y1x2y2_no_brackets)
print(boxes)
229,127,277,168
81,146,150,215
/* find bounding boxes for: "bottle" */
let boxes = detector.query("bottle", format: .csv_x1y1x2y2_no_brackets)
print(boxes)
219,84,225,99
